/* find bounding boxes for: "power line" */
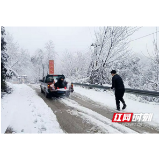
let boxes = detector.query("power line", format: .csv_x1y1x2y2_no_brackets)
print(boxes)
127,26,143,34
128,26,137,31
129,31,159,43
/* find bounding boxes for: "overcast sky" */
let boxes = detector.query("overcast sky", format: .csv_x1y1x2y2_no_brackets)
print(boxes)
5,26,159,57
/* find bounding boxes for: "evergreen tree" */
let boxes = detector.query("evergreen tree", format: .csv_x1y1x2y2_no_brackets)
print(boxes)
1,26,9,92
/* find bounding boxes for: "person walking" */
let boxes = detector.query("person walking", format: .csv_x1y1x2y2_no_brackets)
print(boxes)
110,70,127,111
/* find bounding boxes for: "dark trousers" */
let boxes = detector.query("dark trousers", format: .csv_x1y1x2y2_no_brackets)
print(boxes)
115,89,125,109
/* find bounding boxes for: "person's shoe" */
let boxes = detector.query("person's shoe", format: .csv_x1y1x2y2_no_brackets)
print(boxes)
122,104,127,110
116,108,120,111
116,104,120,111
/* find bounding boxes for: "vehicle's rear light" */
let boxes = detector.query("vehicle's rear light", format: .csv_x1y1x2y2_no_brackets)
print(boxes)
64,87,67,89
57,87,59,89
48,84,50,89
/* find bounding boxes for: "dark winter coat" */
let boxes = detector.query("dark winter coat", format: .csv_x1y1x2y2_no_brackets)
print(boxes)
111,74,125,90
54,77,65,89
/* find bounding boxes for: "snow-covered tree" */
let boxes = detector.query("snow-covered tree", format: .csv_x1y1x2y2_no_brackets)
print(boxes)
5,32,36,82
5,32,19,71
60,50,91,81
31,40,56,80
1,27,9,91
89,27,139,84
61,51,76,77
141,38,159,91
45,40,55,62
31,49,46,80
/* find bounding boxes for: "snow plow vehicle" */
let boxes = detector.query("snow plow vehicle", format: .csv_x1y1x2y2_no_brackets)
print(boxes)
40,74,74,98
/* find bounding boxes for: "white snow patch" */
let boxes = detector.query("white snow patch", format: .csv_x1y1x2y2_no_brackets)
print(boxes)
1,82,63,133
29,83,40,89
73,86,159,126
60,98,137,133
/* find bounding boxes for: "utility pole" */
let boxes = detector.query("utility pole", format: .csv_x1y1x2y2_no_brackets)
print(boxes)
91,43,100,68
90,43,101,84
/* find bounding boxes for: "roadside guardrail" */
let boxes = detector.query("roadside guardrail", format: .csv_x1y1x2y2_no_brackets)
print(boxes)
72,83,159,97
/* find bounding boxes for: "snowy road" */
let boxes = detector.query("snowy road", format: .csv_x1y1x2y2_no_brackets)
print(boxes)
33,87,103,133
30,84,159,134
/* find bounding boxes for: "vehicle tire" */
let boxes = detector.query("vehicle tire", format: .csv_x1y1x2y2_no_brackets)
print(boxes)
41,88,44,93
65,91,70,97
45,91,50,98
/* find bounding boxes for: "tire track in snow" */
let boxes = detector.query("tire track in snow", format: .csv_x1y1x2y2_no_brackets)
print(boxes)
65,108,120,133
60,98,138,134
70,93,158,133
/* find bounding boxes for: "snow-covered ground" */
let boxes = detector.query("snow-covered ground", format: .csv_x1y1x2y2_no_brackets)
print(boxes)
2,82,157,134
73,86,159,126
1,83,63,133
61,98,137,133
